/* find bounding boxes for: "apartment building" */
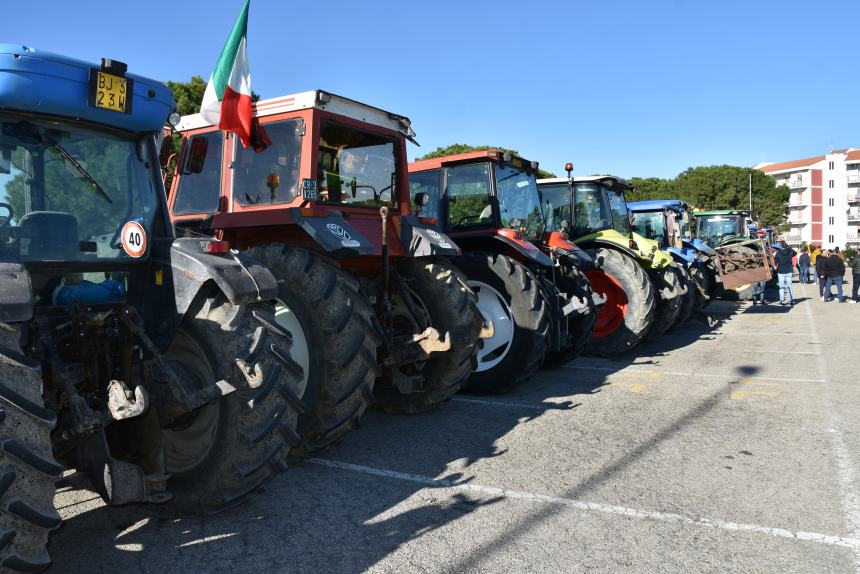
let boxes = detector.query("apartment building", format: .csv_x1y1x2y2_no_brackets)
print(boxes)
754,149,860,249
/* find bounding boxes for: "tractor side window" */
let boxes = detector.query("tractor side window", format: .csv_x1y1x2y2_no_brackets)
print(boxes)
234,119,302,206
572,184,611,236
607,190,632,234
173,132,223,215
538,183,571,233
409,169,440,219
445,163,492,228
317,121,398,208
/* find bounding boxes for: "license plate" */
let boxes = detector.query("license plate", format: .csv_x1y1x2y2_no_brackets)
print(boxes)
90,71,131,113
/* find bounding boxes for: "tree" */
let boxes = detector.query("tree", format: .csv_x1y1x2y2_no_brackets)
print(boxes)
417,144,557,179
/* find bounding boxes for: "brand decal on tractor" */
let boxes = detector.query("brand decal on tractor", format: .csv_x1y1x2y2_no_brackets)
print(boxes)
326,223,361,247
427,228,453,249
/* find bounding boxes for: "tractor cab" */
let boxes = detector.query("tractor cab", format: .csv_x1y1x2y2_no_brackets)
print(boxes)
693,209,751,247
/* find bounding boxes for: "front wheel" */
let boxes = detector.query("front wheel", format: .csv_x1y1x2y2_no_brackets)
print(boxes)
454,251,549,392
160,293,303,513
373,257,483,413
644,263,683,340
671,264,697,328
584,248,656,356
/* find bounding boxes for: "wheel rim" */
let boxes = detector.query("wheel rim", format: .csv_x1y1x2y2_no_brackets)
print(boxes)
162,331,220,475
585,270,628,339
274,299,311,398
468,280,515,372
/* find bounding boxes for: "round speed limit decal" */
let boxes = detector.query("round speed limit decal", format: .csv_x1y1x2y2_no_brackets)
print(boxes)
121,221,147,258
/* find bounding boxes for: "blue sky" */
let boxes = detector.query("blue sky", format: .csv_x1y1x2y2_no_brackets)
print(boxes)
3,0,858,178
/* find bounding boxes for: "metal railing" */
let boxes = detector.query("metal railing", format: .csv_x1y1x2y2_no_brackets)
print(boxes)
847,173,860,184
848,210,860,221
788,178,805,188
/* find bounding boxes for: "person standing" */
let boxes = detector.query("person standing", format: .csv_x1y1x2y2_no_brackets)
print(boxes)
798,250,811,284
816,250,829,300
850,251,860,303
823,249,846,302
774,242,797,305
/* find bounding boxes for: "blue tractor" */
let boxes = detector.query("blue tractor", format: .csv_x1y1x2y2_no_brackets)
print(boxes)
0,45,304,570
628,200,718,321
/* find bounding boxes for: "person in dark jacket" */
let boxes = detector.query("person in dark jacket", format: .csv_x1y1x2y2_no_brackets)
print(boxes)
849,252,860,303
816,250,831,300
823,250,846,302
798,250,811,284
774,243,797,305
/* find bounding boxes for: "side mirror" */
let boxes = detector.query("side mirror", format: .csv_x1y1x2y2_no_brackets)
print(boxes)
158,133,173,168
184,137,209,174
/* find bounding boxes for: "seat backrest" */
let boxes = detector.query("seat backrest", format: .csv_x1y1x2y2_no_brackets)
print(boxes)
18,211,79,259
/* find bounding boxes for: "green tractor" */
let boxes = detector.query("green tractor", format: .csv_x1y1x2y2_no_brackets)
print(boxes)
538,175,683,356
691,209,773,300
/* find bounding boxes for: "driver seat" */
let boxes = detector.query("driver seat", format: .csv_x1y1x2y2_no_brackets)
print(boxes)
18,211,79,260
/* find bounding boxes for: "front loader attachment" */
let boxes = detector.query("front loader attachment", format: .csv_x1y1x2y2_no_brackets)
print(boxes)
714,239,772,290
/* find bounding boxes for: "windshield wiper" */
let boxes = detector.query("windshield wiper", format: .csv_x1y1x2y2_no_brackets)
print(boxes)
41,132,112,204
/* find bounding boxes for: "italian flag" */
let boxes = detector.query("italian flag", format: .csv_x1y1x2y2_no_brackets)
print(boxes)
201,0,253,148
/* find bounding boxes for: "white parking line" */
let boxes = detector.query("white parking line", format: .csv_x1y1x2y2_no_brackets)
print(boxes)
801,289,860,573
307,458,860,550
565,365,825,383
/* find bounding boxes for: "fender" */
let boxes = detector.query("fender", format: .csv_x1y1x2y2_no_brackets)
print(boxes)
667,246,697,266
0,256,33,322
153,238,278,320
398,215,461,257
684,238,716,256
293,210,376,257
574,238,642,263
452,232,553,268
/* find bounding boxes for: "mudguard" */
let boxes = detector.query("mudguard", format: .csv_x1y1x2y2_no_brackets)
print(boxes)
451,231,553,268
0,256,33,322
398,216,461,257
684,238,716,256
296,211,375,257
667,246,697,266
556,247,594,269
157,238,278,318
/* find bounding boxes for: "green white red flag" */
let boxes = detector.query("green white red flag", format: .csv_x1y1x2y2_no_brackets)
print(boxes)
201,0,254,148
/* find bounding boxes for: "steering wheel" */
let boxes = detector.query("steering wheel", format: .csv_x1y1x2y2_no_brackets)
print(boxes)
0,203,12,227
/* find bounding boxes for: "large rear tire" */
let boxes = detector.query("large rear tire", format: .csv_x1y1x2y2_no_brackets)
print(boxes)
373,257,483,413
584,248,656,356
688,259,711,312
455,251,549,393
245,245,379,456
545,263,596,366
0,324,61,573
644,263,683,340
161,293,302,513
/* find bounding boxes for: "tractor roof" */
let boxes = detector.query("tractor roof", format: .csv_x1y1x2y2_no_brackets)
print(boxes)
692,209,749,217
537,175,632,190
0,43,174,133
627,199,689,213
408,150,538,173
176,89,415,140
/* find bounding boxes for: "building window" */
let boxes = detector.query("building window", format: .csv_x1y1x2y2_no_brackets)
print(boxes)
829,161,835,170
829,198,835,206
829,216,835,224
828,234,835,244
829,179,835,188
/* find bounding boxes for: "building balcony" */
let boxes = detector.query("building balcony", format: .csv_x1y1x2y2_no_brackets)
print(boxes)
783,231,803,242
847,173,860,185
788,199,805,208
848,210,860,222
788,178,806,189
847,234,860,245
848,193,860,204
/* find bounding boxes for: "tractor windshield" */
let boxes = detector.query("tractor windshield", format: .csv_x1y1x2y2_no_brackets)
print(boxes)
0,113,159,262
494,164,544,239
317,121,398,208
697,215,742,246
631,211,667,247
571,183,612,236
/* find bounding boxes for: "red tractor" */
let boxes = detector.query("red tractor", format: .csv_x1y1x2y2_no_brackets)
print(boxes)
408,151,596,391
166,90,483,453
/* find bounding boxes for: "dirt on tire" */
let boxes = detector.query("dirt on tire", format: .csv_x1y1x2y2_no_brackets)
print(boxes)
245,244,379,456
373,257,483,413
0,323,61,573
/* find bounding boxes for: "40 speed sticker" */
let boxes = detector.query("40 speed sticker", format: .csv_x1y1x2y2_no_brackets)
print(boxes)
121,221,147,258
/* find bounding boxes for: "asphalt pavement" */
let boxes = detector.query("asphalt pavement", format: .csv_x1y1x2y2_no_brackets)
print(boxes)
49,280,860,573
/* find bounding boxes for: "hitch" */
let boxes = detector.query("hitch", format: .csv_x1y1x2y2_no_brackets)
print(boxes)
478,320,495,339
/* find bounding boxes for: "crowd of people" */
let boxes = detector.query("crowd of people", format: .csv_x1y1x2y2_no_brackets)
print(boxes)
779,244,860,304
